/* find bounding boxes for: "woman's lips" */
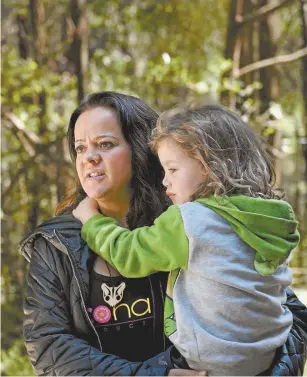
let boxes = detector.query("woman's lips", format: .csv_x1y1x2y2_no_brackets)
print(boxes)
86,174,105,181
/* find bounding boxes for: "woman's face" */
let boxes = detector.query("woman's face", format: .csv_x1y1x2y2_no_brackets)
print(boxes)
74,107,132,203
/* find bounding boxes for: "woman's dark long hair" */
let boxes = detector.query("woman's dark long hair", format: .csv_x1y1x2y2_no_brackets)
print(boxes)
56,91,168,229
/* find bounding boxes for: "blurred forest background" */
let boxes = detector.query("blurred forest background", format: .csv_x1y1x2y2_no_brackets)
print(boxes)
1,0,307,375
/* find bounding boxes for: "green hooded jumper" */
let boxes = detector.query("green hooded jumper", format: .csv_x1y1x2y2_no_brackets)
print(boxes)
82,196,299,376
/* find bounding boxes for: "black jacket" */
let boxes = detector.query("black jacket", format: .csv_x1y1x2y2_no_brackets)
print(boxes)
21,215,307,376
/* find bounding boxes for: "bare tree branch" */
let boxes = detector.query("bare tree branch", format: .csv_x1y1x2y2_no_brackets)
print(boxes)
15,131,36,157
2,150,72,201
3,113,71,169
233,46,307,78
236,0,296,27
4,112,41,144
2,159,35,200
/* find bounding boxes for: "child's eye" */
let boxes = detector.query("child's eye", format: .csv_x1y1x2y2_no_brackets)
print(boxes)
75,145,85,154
169,168,177,173
99,141,114,150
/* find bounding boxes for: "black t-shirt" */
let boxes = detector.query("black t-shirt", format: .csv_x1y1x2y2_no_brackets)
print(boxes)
88,270,156,361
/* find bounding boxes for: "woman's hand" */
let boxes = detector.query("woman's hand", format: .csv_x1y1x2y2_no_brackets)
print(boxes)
168,369,208,376
72,197,100,224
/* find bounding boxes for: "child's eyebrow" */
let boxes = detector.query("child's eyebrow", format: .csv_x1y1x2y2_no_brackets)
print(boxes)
162,159,178,165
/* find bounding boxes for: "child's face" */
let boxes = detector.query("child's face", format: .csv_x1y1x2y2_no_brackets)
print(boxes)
157,137,206,205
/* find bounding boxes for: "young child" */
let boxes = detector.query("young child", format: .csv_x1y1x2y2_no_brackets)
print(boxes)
73,105,300,376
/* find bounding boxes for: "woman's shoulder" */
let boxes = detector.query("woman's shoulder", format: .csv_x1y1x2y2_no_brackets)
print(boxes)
19,215,83,262
36,214,82,234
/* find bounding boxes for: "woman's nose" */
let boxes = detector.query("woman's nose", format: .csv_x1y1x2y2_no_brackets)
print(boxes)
83,149,101,164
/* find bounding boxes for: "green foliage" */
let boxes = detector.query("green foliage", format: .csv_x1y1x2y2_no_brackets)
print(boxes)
1,0,307,372
1,0,76,358
1,339,34,376
87,0,229,110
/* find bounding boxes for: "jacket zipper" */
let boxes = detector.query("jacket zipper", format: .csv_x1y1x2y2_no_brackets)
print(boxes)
149,274,167,352
54,230,103,352
159,278,166,351
148,276,156,339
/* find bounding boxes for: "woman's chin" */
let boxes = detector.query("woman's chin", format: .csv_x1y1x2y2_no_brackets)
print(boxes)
81,180,108,200
84,189,107,201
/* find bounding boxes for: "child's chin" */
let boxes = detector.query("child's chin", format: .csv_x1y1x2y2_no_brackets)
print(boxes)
172,198,183,205
173,198,190,205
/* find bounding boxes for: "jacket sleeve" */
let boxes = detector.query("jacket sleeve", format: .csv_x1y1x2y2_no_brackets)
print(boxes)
269,288,307,376
23,237,174,376
81,206,189,278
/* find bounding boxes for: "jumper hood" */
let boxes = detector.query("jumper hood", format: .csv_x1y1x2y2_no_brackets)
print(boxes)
197,195,300,275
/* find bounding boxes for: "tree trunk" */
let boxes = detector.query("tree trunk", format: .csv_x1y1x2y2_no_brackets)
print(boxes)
16,14,29,59
55,139,67,203
28,0,48,229
300,0,307,181
221,0,294,113
68,0,89,102
237,0,257,113
240,1,255,84
258,0,282,186
221,0,241,108
29,0,47,63
258,0,281,112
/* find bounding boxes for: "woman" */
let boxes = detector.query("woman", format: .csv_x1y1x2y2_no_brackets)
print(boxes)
21,91,307,376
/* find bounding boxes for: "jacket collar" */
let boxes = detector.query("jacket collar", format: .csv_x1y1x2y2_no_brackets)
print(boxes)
19,215,84,262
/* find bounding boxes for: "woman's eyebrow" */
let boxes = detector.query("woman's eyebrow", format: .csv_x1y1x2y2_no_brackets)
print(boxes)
74,134,119,143
95,134,119,141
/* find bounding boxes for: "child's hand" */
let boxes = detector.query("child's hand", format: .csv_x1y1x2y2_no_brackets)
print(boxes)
72,197,100,224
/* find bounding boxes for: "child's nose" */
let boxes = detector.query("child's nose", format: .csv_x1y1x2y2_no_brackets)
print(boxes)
162,175,168,188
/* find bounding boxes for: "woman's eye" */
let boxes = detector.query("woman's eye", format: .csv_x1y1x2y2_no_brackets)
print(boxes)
169,168,177,173
99,141,114,150
75,145,85,154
